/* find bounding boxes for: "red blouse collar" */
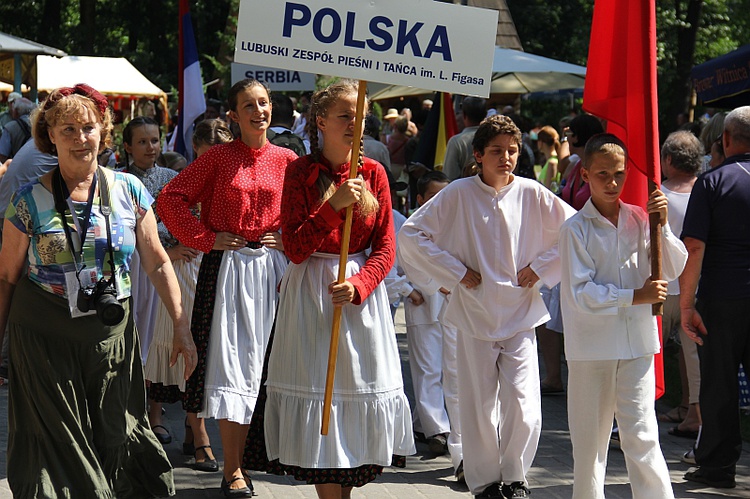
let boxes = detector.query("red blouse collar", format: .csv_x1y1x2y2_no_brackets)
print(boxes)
235,138,271,162
304,155,375,187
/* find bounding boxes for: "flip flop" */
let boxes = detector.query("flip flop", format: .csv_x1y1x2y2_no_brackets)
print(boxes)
668,426,699,440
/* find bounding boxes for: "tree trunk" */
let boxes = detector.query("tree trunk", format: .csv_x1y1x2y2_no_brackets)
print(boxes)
669,0,703,122
211,0,240,97
79,0,96,54
39,0,62,48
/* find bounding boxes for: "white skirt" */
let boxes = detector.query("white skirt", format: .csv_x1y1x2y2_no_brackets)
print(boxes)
144,255,203,391
130,249,160,366
265,252,415,468
200,246,287,424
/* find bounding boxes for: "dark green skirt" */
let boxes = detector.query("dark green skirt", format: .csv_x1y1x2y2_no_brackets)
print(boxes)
6,277,175,499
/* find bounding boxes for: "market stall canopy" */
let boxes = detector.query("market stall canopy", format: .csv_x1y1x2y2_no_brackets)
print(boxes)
0,32,67,56
691,44,750,109
0,31,67,96
490,47,586,93
370,46,586,100
36,55,166,99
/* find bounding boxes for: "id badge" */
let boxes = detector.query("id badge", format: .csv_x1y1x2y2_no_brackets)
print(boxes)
64,264,98,318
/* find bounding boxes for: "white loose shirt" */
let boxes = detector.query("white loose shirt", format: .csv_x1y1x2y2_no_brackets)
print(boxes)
661,185,691,295
560,199,688,361
398,175,576,341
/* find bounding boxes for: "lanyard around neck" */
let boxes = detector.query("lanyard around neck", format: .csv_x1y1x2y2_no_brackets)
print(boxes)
52,167,98,261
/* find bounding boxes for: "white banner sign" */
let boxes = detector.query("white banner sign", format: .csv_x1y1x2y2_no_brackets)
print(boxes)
231,63,316,91
234,0,498,97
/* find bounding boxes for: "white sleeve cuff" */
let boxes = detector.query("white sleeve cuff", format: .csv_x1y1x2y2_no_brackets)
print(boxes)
618,289,634,307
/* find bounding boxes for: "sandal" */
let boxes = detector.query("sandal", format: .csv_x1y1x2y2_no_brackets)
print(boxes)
657,404,688,423
220,476,254,498
183,417,194,455
194,445,219,473
151,424,172,445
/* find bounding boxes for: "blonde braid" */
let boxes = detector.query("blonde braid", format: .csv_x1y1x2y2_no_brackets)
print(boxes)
311,80,379,217
356,136,379,216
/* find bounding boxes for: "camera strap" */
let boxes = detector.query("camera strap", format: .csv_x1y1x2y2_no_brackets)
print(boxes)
52,167,117,282
53,167,97,265
97,168,118,283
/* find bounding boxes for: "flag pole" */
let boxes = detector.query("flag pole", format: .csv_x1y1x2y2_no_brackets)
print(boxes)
649,183,663,316
644,0,662,317
321,80,368,435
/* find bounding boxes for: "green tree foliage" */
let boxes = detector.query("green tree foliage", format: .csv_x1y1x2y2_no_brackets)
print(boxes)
3,0,750,130
507,0,750,134
0,0,232,97
506,0,593,66
658,0,750,127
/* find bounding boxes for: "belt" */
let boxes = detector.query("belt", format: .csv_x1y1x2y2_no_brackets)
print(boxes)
245,241,262,249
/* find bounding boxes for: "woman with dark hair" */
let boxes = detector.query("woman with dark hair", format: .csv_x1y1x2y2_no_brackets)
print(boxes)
158,79,297,497
121,116,196,446
559,114,605,210
0,84,196,497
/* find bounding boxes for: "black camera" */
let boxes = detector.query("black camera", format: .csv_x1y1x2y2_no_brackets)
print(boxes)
77,277,125,326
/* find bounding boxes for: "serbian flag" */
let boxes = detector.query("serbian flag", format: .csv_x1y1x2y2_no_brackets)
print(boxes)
413,92,458,170
583,0,665,398
176,0,206,163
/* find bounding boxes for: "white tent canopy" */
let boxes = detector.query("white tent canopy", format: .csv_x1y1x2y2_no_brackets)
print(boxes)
370,47,586,99
36,55,166,98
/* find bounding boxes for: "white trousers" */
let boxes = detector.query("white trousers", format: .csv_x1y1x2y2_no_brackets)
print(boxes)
407,321,462,470
457,329,541,495
408,322,450,436
568,356,675,499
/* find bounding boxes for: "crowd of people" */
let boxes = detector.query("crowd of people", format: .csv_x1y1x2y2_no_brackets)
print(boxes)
0,79,748,499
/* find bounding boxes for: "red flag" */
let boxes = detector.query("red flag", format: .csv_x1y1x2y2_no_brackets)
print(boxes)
583,0,665,398
583,0,659,205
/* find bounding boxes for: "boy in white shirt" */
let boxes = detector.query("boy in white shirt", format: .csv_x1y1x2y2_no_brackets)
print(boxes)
396,171,463,471
559,133,688,499
398,115,575,498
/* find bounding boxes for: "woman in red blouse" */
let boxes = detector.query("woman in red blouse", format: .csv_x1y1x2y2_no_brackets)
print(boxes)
253,80,414,499
157,79,297,498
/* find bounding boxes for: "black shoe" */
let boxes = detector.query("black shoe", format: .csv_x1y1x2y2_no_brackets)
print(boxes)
220,476,255,498
502,481,530,498
455,460,466,484
151,424,172,445
193,445,219,472
242,470,256,494
427,433,448,455
684,467,736,489
476,482,504,498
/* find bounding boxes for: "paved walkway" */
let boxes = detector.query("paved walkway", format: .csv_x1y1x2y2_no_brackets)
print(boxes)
1,305,749,497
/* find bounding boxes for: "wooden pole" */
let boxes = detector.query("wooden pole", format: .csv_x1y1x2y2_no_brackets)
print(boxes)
321,80,368,435
649,179,663,316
